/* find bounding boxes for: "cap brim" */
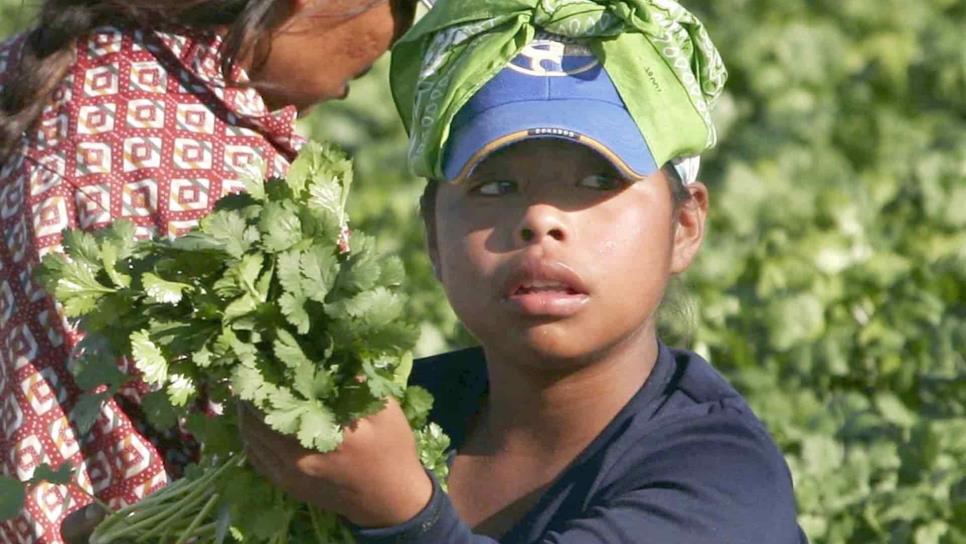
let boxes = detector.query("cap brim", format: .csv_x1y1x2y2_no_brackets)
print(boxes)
443,99,658,183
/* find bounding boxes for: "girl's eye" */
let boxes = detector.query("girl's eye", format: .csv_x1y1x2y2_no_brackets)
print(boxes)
472,180,518,196
577,174,623,191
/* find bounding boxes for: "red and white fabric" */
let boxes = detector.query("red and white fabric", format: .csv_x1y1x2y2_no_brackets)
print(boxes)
0,26,302,543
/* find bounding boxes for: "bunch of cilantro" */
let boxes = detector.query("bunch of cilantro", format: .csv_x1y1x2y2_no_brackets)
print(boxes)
17,142,450,543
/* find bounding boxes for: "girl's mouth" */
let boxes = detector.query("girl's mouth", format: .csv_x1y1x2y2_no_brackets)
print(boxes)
502,264,590,317
513,281,583,296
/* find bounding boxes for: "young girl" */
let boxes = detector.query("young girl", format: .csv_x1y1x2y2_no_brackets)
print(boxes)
240,0,808,541
0,1,417,541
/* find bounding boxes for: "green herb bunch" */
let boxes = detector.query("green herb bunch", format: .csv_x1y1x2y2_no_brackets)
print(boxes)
5,142,450,543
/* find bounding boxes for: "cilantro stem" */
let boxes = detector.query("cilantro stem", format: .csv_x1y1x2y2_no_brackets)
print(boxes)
174,492,220,544
92,478,194,537
92,455,238,543
123,483,213,542
309,506,325,541
97,477,193,529
126,467,228,541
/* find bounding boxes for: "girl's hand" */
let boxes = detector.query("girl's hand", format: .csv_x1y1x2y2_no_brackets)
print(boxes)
238,398,433,528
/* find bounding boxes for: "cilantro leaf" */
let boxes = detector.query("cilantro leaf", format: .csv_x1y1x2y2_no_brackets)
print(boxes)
238,254,265,297
35,252,69,294
402,386,434,428
278,292,310,334
379,256,406,288
255,261,274,302
241,171,267,201
230,364,262,403
297,404,342,453
70,334,128,391
96,219,137,260
308,366,337,401
308,176,342,218
264,389,311,435
276,250,304,297
141,389,178,430
334,383,387,424
363,321,421,353
98,238,132,288
186,413,240,458
221,467,290,541
168,231,231,255
305,142,353,224
248,503,290,540
326,287,403,326
298,207,342,246
280,143,314,196
213,191,260,214
225,330,258,367
130,330,168,386
61,229,102,269
42,255,114,317
223,294,258,322
264,178,296,203
259,202,302,253
362,359,404,399
166,373,197,407
416,423,452,484
72,391,109,435
335,253,380,294
201,211,253,258
148,320,217,356
231,364,275,405
393,351,414,387
142,272,191,304
192,345,215,368
30,463,74,486
300,245,338,303
273,329,310,370
0,476,26,522
292,359,320,401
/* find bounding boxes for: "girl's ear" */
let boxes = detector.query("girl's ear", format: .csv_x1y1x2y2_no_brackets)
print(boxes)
670,181,708,275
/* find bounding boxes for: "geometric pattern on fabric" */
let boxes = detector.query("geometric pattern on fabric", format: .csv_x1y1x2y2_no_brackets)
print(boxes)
0,26,302,543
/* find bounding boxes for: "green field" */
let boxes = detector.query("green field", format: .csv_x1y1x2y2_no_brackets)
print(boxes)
2,1,964,541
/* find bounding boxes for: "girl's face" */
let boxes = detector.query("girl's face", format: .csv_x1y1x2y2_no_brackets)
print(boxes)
255,0,417,111
431,139,707,368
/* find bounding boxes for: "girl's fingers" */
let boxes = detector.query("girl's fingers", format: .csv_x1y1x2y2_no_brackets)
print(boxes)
238,402,303,486
244,436,285,486
237,401,305,457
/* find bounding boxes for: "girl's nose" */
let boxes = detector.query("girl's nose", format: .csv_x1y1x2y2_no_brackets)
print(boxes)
516,205,567,245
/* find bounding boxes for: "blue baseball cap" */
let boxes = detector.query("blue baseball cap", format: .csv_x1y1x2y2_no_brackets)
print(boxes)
442,34,659,183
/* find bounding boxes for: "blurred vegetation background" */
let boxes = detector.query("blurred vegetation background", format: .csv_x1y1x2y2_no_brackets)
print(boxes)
2,0,964,541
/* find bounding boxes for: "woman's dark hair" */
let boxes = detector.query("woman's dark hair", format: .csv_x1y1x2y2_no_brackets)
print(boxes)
0,0,407,164
0,0,285,162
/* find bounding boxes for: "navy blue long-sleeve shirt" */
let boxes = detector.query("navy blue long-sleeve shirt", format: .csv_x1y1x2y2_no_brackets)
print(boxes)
351,342,807,543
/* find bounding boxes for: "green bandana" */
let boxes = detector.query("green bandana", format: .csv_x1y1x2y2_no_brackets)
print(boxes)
390,0,728,180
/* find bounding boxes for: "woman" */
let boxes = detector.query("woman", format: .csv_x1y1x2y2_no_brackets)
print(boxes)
0,1,416,541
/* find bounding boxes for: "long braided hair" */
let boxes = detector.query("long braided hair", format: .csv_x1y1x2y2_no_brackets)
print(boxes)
0,0,296,164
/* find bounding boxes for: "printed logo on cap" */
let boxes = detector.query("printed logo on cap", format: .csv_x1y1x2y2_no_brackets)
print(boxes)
507,34,599,77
